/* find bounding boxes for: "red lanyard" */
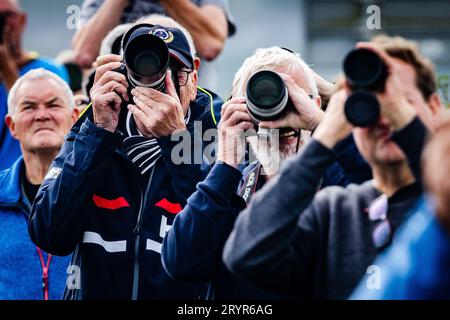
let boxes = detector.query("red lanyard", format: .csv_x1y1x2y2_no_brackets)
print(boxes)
35,247,53,300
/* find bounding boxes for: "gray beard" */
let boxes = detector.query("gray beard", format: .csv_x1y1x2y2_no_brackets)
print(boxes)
247,130,311,177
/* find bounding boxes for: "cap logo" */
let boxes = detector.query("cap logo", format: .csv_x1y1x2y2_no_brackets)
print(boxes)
149,28,174,43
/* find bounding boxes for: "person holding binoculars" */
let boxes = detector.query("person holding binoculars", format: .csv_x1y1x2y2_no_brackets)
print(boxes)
161,46,370,299
222,35,444,299
28,21,223,300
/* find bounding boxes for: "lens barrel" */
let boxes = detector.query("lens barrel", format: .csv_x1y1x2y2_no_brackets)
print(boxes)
123,30,169,92
344,90,381,127
344,48,387,91
246,70,290,123
343,48,388,127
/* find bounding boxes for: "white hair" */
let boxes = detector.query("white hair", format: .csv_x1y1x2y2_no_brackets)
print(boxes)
7,68,75,116
137,14,197,57
100,22,134,56
231,47,318,99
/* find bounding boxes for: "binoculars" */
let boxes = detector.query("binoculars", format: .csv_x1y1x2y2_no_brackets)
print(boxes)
343,48,388,127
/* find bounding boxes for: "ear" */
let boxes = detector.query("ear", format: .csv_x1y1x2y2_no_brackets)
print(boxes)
428,93,443,116
5,115,18,139
190,70,198,101
194,57,201,72
427,93,445,129
18,12,27,29
315,96,322,109
71,107,80,124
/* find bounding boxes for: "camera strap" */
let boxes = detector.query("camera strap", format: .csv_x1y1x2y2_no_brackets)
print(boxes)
238,130,301,204
172,70,181,98
238,162,262,205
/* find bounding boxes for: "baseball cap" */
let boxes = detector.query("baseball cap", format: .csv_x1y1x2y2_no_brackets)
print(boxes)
122,23,194,70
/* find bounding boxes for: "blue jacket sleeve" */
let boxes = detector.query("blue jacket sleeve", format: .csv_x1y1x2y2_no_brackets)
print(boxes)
162,163,244,282
28,118,121,256
333,134,372,184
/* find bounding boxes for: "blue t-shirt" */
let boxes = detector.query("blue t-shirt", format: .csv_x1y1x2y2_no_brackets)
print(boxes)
0,57,69,170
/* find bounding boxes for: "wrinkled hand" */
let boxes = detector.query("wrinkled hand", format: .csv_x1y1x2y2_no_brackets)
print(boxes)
90,56,129,132
356,42,416,131
217,97,254,168
259,73,324,132
313,89,353,149
128,70,186,138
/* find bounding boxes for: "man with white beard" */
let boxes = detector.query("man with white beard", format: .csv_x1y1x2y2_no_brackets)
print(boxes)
161,47,367,299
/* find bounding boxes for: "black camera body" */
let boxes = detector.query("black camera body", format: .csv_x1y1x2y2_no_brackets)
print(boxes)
343,48,388,127
246,70,294,124
114,24,170,94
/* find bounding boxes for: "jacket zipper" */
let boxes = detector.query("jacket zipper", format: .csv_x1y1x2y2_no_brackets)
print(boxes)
131,166,156,300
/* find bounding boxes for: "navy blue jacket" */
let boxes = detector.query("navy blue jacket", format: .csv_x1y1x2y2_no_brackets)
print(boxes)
162,134,371,299
28,88,222,300
0,157,70,299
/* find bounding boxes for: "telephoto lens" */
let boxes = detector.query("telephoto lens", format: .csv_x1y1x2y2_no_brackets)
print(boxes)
343,48,388,127
246,70,292,124
119,24,170,92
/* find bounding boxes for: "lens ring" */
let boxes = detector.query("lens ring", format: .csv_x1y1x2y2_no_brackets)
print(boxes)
246,70,289,122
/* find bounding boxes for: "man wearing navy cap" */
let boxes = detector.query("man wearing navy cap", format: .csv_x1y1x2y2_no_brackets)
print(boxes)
29,21,222,299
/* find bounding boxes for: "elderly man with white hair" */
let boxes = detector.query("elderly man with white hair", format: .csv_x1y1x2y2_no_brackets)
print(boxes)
0,0,69,170
161,47,367,299
0,69,79,299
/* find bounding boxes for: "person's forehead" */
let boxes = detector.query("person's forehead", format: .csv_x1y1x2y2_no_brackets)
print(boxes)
393,58,418,90
17,79,65,103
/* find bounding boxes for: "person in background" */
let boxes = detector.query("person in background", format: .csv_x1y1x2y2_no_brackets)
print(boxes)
55,50,91,113
0,69,78,299
0,0,69,170
72,0,236,91
351,120,450,300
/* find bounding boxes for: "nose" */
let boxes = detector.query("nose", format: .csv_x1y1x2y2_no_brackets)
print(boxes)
374,115,391,129
34,105,51,121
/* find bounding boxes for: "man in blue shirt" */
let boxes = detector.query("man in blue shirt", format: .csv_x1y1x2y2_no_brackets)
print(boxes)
0,68,78,299
0,0,68,170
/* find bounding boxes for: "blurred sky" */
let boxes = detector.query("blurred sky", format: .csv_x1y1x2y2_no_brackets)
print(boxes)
20,0,450,104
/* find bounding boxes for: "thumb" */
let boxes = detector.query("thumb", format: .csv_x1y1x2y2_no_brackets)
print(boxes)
165,69,180,103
